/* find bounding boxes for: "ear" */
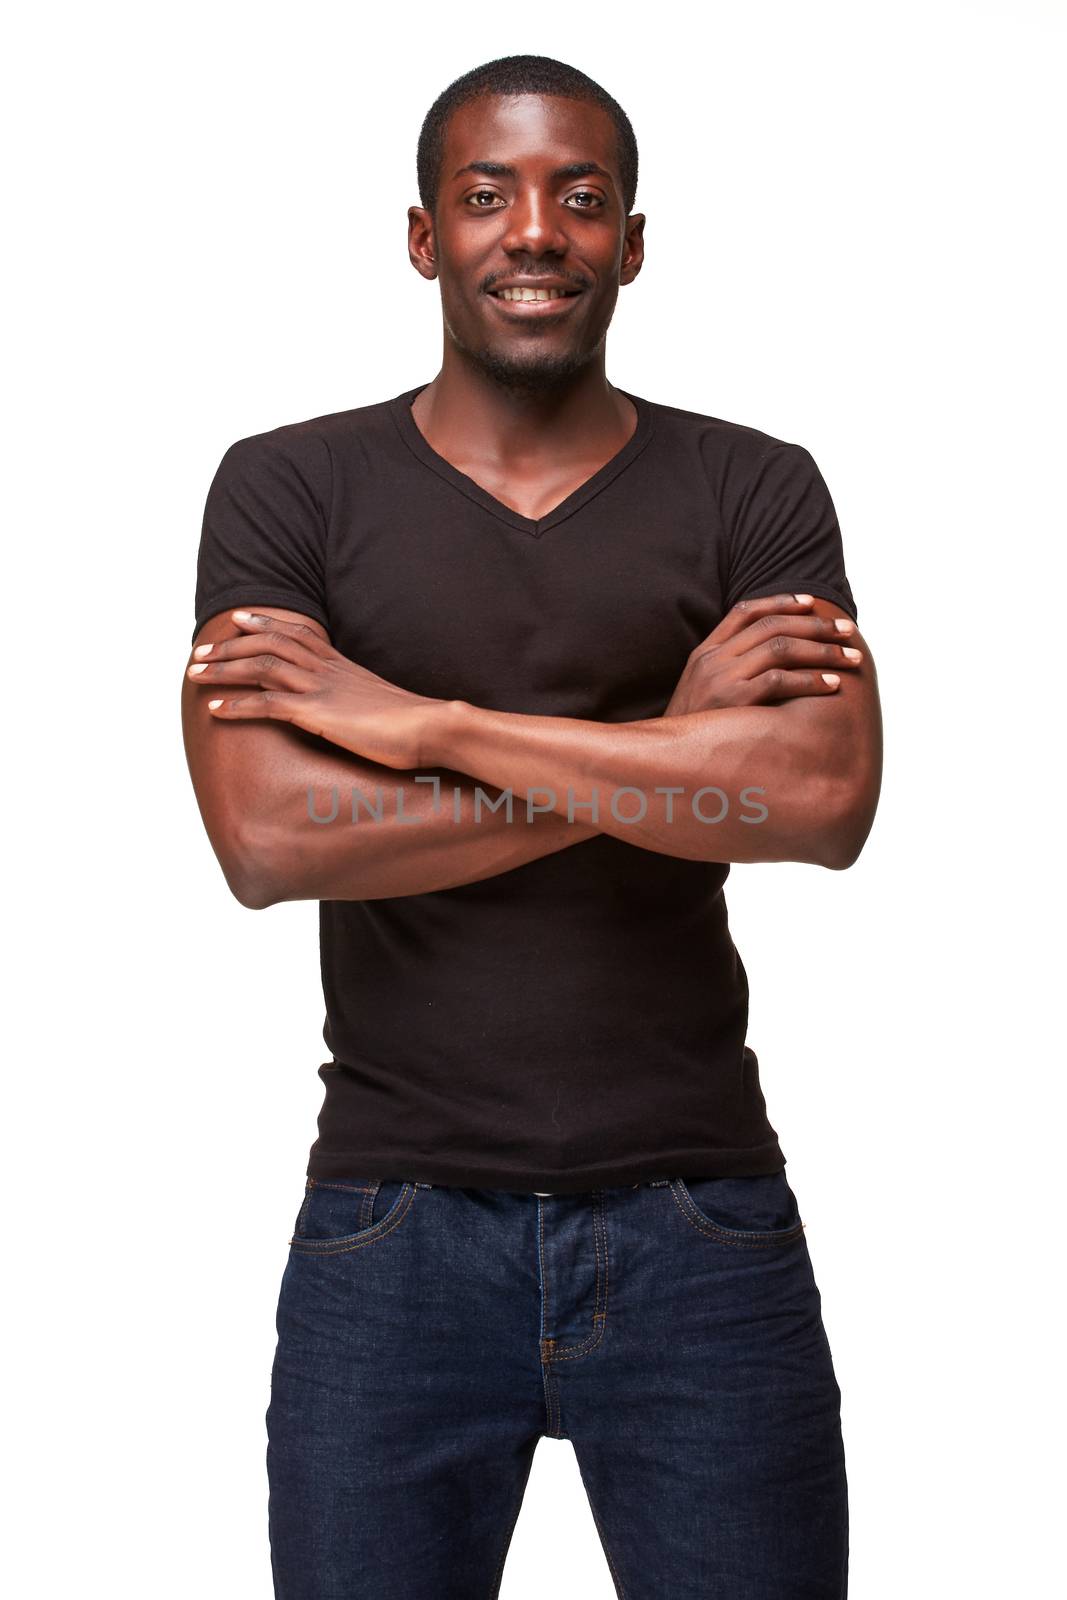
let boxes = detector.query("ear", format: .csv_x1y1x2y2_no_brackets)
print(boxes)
620,213,646,286
408,206,438,280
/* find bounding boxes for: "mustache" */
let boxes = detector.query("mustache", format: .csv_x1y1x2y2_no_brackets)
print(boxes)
481,270,590,294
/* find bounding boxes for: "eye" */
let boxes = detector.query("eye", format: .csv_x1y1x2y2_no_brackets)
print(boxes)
466,189,504,208
566,190,604,209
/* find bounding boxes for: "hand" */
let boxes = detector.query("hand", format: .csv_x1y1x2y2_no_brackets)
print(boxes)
186,611,448,769
664,594,863,716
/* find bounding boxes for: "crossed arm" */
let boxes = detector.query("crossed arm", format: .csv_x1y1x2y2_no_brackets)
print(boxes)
181,595,882,908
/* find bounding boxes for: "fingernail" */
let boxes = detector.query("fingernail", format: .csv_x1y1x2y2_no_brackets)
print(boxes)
794,593,814,604
193,643,213,657
207,698,224,709
187,663,208,674
834,618,854,633
842,647,863,661
822,673,840,685
232,610,252,621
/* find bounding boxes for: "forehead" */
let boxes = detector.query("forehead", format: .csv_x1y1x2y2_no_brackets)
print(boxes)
442,94,621,187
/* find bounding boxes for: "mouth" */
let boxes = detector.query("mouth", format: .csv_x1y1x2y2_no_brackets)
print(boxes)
485,286,584,315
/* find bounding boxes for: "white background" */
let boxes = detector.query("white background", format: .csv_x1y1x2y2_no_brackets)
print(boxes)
5,2,1064,1594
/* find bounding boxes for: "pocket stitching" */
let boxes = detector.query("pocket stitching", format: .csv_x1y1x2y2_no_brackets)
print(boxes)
293,1181,314,1238
288,1180,417,1255
670,1178,806,1248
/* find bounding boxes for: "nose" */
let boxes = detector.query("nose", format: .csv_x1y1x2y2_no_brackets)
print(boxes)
500,186,569,258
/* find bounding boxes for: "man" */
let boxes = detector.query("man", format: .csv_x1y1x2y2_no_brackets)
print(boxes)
183,53,881,1600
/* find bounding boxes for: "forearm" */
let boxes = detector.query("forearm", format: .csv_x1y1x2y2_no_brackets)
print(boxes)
245,732,600,904
424,697,867,868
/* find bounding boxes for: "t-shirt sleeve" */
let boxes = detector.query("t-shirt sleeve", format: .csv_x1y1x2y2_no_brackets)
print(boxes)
723,441,858,623
191,431,331,645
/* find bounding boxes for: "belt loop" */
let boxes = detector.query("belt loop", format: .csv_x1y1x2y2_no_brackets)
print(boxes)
359,1179,382,1228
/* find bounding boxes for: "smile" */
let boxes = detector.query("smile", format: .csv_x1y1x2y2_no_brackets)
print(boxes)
491,287,579,301
486,287,583,316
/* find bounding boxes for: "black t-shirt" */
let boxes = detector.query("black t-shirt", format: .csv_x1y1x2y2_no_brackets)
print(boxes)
192,384,857,1193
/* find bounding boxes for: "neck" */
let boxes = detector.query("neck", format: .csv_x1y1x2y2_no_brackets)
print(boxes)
411,343,634,465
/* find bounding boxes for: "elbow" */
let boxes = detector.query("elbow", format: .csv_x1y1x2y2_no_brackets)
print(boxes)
229,872,280,911
817,830,866,872
221,820,289,909
813,778,879,871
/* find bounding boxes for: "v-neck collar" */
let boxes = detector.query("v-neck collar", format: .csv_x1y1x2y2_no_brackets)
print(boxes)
388,382,655,539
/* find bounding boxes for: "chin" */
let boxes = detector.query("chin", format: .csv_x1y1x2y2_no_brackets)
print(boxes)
468,343,596,396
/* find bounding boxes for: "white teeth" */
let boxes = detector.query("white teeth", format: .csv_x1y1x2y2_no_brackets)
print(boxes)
495,286,570,301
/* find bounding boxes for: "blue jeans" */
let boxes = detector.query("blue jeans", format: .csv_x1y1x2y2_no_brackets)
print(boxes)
266,1172,848,1598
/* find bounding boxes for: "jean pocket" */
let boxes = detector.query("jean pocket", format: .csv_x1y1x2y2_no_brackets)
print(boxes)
288,1177,417,1255
672,1171,806,1247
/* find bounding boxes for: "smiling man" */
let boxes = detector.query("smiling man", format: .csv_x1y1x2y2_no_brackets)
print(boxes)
183,53,880,1600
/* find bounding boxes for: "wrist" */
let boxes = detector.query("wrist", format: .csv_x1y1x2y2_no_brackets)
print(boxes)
419,697,471,768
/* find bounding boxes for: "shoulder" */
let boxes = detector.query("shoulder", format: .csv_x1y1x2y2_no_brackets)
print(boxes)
266,392,400,452
640,394,817,487
641,394,812,466
215,392,402,493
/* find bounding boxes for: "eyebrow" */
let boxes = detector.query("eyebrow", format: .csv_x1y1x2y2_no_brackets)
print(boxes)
451,160,613,185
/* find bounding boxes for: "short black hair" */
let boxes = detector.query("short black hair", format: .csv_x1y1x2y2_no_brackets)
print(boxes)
417,54,638,218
